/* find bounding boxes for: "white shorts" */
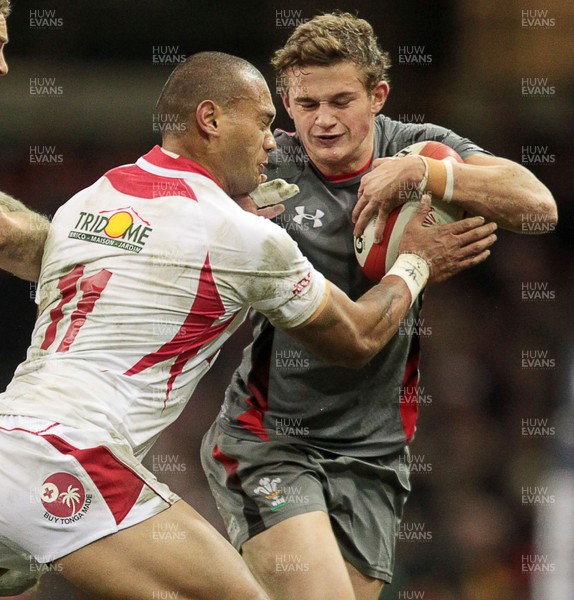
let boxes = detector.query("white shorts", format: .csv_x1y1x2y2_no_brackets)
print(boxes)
0,415,179,571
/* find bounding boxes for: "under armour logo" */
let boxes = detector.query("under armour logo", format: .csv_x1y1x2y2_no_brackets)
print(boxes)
293,206,324,228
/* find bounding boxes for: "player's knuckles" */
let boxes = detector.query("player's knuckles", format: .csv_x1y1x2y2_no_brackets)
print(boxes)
352,201,368,220
477,233,497,249
361,185,382,204
461,238,490,257
441,232,463,251
371,158,387,168
353,197,367,212
464,228,497,247
358,188,373,208
359,173,376,190
453,217,484,234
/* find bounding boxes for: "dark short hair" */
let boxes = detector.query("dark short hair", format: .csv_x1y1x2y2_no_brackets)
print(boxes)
155,51,264,139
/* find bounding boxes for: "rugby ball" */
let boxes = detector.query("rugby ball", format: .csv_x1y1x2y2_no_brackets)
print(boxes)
354,141,465,282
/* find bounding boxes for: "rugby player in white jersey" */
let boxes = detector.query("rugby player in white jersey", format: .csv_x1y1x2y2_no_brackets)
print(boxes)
0,2,51,593
0,48,497,598
200,13,557,600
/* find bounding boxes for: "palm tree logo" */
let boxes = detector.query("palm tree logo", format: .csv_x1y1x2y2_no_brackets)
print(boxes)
59,485,82,513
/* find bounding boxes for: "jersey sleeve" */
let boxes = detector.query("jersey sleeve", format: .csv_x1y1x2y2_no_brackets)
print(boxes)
377,115,493,160
247,230,327,329
211,212,327,330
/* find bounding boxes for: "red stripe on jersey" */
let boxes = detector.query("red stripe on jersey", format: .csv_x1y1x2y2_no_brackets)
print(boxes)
213,443,265,538
57,269,112,352
399,334,420,443
105,164,197,201
237,329,273,442
322,151,374,182
41,265,85,350
237,403,269,442
212,444,250,518
125,255,236,406
41,434,145,525
212,444,239,479
142,146,224,190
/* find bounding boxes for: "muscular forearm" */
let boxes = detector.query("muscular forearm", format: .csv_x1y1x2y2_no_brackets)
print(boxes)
354,153,557,239
342,275,413,360
0,210,49,281
289,277,413,369
447,154,557,233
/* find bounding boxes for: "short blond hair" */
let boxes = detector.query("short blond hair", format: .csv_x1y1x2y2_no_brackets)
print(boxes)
0,0,11,18
272,11,390,92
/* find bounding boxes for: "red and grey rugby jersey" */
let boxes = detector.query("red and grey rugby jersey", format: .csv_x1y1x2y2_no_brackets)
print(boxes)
216,115,490,457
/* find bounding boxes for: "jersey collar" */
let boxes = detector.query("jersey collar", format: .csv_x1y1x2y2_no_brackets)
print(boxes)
141,145,223,189
320,151,374,183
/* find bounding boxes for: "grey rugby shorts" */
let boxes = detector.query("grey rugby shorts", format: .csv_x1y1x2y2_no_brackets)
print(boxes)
200,422,411,583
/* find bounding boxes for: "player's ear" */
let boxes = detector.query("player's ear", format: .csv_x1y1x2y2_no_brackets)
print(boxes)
370,81,390,115
195,100,222,137
281,92,294,120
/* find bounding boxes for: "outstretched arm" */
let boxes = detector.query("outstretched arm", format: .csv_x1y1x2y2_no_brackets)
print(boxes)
352,152,557,241
0,192,49,281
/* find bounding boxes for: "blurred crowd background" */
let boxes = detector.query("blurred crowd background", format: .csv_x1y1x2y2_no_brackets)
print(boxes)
0,1,572,599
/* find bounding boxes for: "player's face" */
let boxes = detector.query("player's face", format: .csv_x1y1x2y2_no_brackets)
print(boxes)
0,15,9,76
222,79,276,197
282,62,388,177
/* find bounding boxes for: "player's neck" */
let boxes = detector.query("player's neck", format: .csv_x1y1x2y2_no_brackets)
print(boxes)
308,132,375,180
320,151,374,182
162,138,227,192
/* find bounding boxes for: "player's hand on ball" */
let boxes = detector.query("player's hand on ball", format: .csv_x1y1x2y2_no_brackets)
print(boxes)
353,155,424,242
399,195,497,284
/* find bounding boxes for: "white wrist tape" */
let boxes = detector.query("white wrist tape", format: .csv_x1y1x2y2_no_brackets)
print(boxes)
416,157,455,202
250,179,300,208
383,253,430,307
442,158,455,202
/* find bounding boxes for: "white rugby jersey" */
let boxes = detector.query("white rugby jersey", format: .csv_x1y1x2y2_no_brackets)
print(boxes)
0,146,326,458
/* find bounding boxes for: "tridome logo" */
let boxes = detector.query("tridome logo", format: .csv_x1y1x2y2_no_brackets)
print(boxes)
69,206,153,253
103,210,135,238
